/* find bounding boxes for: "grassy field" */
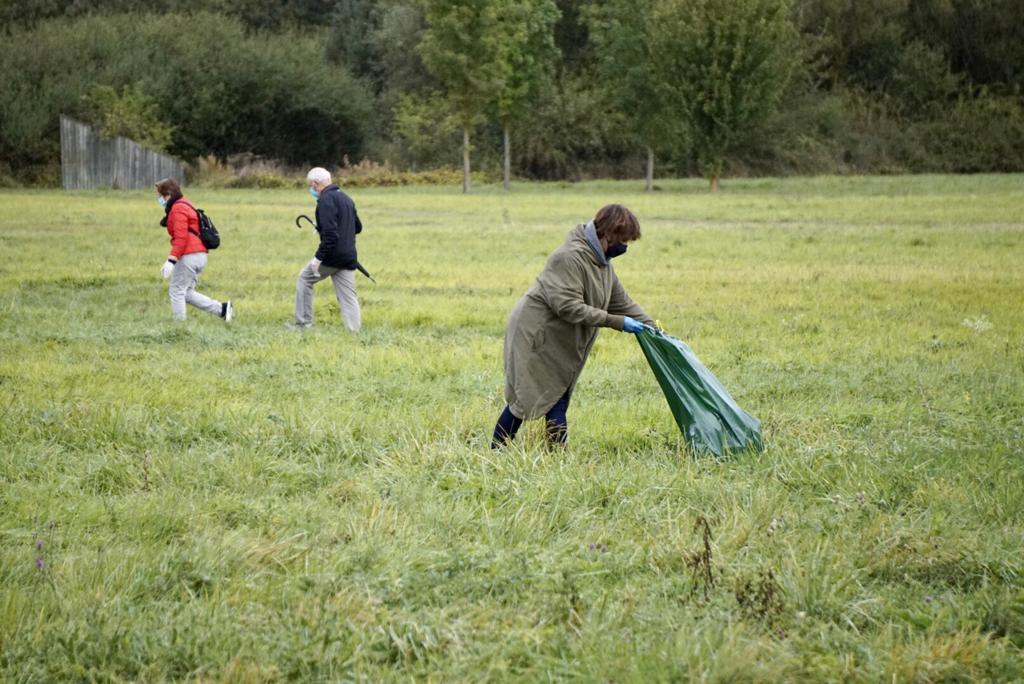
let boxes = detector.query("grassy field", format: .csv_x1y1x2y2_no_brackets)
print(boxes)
1,175,1023,681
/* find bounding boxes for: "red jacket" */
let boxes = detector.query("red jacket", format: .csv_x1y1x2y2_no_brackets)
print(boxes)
166,198,207,259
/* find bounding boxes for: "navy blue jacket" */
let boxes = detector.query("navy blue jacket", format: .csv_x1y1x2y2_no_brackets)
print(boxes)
314,184,362,270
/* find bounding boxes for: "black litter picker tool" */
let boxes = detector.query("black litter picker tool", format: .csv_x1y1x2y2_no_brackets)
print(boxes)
295,214,376,283
636,326,763,458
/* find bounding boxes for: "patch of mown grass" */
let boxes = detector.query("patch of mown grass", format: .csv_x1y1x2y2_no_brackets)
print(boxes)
1,176,1023,680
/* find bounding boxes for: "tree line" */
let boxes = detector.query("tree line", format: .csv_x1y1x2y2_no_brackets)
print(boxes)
2,0,1023,190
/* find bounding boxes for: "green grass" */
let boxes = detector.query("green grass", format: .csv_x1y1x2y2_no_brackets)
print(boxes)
1,175,1023,681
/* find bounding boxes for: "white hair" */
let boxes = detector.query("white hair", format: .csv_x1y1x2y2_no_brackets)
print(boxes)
306,167,331,185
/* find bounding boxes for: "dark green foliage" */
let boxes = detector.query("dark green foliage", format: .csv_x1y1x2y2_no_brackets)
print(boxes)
1,0,1023,181
586,0,679,188
488,0,561,187
373,1,435,96
80,85,174,152
326,0,383,78
509,75,636,180
585,0,662,145
905,0,1024,93
909,92,1024,173
219,0,324,31
552,0,591,71
419,0,498,129
489,0,560,127
888,40,962,118
797,0,908,90
0,0,324,33
0,12,372,177
392,94,460,169
418,0,504,190
652,0,800,187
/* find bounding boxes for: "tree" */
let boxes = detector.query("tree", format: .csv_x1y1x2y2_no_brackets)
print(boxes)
81,84,174,150
419,0,499,192
487,0,560,190
392,93,459,169
652,0,800,191
907,0,1024,94
795,0,907,91
326,0,382,79
0,12,372,176
374,1,435,97
586,0,677,192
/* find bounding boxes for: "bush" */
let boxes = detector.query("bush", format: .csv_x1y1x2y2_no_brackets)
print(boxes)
190,154,469,189
80,84,174,151
189,155,236,188
390,94,460,170
729,85,852,176
906,92,1024,173
334,159,469,187
0,161,19,188
0,12,373,178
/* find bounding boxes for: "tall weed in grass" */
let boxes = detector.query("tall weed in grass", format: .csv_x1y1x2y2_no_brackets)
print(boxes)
1,176,1023,680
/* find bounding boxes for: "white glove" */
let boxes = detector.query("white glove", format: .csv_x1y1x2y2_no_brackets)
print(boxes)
310,257,322,275
160,259,176,280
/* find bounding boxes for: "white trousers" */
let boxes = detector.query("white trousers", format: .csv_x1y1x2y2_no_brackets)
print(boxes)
169,252,222,321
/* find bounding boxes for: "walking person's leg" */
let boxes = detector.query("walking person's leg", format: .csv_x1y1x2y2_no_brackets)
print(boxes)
491,406,525,448
330,269,361,332
544,389,572,445
168,261,191,321
180,253,224,318
294,260,328,326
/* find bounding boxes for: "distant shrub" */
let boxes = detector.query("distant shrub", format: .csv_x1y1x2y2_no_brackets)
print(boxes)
224,154,302,189
334,158,466,187
191,154,468,189
190,156,235,188
0,161,19,188
907,92,1024,173
80,84,174,152
0,12,372,177
407,167,473,186
391,94,460,171
225,173,301,190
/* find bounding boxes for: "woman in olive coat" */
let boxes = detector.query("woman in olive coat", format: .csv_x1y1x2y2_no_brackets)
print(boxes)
492,204,655,447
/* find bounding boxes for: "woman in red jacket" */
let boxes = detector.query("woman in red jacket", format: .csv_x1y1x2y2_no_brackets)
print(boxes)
155,178,232,322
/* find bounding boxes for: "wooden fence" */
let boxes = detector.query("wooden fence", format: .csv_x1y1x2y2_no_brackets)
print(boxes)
60,115,184,190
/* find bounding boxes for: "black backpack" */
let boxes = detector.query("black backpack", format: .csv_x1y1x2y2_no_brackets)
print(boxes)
185,203,220,250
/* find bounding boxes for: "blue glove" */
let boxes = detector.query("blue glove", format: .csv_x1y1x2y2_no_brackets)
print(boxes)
622,316,647,333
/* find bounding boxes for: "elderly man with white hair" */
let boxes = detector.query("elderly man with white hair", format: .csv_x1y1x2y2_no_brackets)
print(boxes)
289,167,363,331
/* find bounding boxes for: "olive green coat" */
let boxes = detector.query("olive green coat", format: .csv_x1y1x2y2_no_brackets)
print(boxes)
503,223,654,419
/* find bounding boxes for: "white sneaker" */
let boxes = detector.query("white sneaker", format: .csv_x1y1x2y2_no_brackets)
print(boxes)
223,301,234,322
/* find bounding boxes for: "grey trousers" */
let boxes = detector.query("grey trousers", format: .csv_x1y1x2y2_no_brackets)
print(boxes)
294,261,361,331
169,252,222,320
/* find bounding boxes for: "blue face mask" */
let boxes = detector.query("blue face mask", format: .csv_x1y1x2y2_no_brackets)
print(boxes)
605,242,628,259
309,187,320,200
158,196,168,207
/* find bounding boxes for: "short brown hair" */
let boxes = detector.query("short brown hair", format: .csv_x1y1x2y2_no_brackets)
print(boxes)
594,204,641,243
154,177,182,199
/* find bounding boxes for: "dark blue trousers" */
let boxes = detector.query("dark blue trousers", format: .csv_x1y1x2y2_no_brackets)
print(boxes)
491,389,571,448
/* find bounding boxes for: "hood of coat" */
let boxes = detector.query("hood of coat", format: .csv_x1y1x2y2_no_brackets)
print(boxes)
573,222,608,267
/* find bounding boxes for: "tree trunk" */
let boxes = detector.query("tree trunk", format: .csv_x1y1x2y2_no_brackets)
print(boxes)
462,125,471,193
710,174,719,193
503,126,511,191
645,147,654,192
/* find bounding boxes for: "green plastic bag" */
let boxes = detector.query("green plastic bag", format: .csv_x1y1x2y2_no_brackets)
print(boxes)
636,328,763,457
